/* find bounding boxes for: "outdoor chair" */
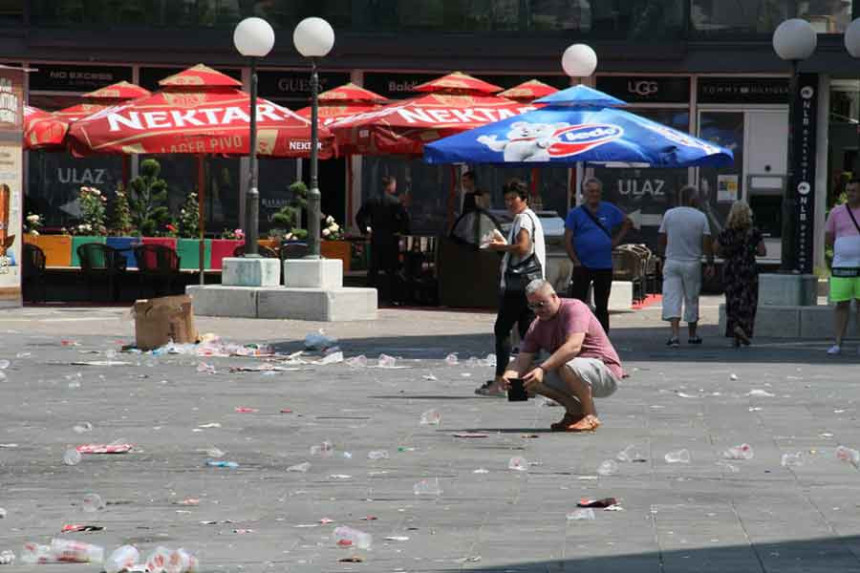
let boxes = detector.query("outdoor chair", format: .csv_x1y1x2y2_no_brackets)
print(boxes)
133,244,181,298
77,243,127,302
22,243,47,303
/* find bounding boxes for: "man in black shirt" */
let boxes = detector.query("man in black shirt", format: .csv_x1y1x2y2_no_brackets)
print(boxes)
356,175,409,303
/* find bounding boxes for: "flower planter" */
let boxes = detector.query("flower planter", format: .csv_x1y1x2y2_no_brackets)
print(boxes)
142,237,177,250
24,234,72,267
71,236,107,267
209,239,244,270
321,240,351,272
105,236,139,268
258,238,280,252
176,239,212,270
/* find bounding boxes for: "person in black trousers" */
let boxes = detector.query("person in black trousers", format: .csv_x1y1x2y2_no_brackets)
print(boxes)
563,178,632,333
356,175,409,304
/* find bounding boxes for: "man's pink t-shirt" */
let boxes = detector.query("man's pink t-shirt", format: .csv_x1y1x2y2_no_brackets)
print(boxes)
825,204,860,268
520,298,623,379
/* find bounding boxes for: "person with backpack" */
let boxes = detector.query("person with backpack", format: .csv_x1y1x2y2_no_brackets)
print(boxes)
564,178,632,333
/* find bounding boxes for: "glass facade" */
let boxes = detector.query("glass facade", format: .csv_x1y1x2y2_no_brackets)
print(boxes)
26,0,856,36
827,79,859,207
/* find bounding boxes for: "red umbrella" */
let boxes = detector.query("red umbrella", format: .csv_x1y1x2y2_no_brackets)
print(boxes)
328,72,533,156
296,82,387,126
54,81,152,123
23,105,69,150
498,79,560,103
68,64,333,158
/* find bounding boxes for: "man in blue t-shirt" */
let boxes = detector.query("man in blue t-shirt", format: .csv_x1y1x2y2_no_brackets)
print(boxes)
564,177,632,332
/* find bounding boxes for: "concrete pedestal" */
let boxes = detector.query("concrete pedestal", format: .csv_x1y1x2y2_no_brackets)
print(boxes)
719,301,858,339
187,258,377,321
222,257,280,287
758,273,818,307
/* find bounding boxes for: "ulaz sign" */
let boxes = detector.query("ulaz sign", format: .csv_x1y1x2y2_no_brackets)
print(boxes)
617,178,666,196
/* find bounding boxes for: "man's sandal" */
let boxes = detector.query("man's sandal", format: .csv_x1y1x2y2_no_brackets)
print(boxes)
550,412,584,431
561,414,602,433
475,381,506,397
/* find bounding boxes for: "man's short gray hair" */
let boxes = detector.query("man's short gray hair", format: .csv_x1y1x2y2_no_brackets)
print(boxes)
679,185,699,207
582,177,603,190
525,279,554,297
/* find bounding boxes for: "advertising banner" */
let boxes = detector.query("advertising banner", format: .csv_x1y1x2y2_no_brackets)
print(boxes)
0,66,24,307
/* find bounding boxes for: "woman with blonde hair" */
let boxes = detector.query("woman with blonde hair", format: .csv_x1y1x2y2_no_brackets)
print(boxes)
714,200,767,347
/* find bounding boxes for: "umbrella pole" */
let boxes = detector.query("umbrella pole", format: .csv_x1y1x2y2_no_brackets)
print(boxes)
447,165,456,229
346,155,353,227
197,154,205,285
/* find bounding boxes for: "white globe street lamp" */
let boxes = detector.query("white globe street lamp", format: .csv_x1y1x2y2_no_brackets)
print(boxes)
234,17,275,257
845,18,860,59
561,44,598,78
293,17,335,259
772,18,816,273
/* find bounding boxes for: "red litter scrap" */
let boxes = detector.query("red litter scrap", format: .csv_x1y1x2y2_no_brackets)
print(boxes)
280,408,293,414
234,407,259,413
61,524,105,533
577,497,618,508
76,444,133,454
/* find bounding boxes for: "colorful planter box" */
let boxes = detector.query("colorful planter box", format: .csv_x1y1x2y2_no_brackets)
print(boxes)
322,240,351,272
141,237,178,250
24,234,72,267
176,238,212,270
258,238,280,253
71,236,107,267
105,236,139,268
209,239,244,270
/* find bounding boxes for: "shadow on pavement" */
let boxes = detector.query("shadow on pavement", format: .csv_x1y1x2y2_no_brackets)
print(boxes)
430,534,860,573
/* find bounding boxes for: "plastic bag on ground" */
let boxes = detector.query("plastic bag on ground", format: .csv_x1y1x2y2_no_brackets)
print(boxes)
345,355,368,368
287,462,311,473
566,508,595,521
50,538,104,563
723,444,754,460
836,445,860,466
0,550,15,565
508,456,528,471
616,445,646,463
419,409,441,426
377,354,397,368
105,545,139,573
310,440,334,456
367,450,389,460
781,452,803,467
413,478,442,496
304,330,337,351
144,547,171,573
334,526,372,549
597,460,619,476
63,449,82,466
20,543,54,564
664,449,691,464
82,493,104,513
445,353,458,366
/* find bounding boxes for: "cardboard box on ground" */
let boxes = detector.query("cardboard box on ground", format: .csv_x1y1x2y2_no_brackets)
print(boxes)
133,295,199,350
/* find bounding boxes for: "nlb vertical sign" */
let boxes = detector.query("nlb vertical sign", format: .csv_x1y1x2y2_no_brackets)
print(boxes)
793,74,818,275
0,65,23,308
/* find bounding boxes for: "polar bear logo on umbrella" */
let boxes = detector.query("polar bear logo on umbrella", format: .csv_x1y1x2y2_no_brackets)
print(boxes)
477,121,623,162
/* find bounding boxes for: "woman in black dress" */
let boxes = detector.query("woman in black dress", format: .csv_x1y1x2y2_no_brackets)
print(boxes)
714,200,767,347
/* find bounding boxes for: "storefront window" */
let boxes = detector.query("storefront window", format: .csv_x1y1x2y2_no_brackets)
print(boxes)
691,0,855,35
697,111,745,234
593,109,691,252
827,79,859,208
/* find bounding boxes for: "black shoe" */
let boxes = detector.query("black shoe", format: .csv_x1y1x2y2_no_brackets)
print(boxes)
688,336,703,345
666,337,680,348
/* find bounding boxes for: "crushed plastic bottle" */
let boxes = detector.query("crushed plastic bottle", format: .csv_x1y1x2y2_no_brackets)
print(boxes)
318,351,344,365
616,445,646,463
205,447,225,458
484,353,497,368
287,462,311,473
419,409,441,426
144,546,171,573
367,450,389,460
836,445,860,466
105,545,139,573
723,443,754,460
0,550,14,565
413,478,442,496
345,355,368,368
72,422,94,434
664,449,691,464
377,354,397,368
508,456,528,471
304,330,337,351
165,548,197,573
597,460,619,476
566,508,596,521
445,353,458,366
50,538,104,563
781,452,804,467
63,448,82,466
196,362,216,375
334,526,372,549
310,440,334,456
82,493,105,513
20,543,54,564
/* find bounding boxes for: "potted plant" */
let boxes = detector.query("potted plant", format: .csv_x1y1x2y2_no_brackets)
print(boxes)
70,186,109,267
23,213,74,267
320,214,351,271
176,191,210,270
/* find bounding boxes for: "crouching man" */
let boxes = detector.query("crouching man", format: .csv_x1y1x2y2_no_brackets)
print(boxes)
501,279,624,432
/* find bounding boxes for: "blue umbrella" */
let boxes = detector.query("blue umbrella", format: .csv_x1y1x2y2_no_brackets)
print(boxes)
424,85,733,168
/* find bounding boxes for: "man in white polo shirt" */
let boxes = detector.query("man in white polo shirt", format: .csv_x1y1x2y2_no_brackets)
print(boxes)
659,186,715,347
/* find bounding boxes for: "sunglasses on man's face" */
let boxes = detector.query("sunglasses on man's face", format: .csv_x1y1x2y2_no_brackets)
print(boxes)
528,300,548,310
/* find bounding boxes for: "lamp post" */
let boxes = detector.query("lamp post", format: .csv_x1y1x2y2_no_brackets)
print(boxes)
561,44,597,207
293,17,335,259
233,17,275,257
772,18,817,273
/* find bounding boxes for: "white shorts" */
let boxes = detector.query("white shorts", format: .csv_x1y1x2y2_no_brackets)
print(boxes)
662,259,702,323
544,357,619,399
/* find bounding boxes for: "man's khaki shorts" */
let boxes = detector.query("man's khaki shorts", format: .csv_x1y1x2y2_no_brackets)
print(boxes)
544,357,619,399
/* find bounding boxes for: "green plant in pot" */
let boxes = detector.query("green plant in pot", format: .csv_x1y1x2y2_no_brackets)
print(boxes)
270,181,309,242
108,185,136,236
128,158,171,237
